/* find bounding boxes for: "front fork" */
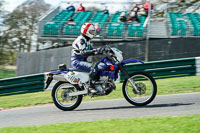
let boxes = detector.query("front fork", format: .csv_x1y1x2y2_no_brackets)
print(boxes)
118,64,139,93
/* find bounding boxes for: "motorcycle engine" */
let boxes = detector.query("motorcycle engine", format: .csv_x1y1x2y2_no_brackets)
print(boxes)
94,76,116,95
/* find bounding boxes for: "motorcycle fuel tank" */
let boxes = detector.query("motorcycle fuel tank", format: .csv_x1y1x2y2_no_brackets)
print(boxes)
64,71,89,84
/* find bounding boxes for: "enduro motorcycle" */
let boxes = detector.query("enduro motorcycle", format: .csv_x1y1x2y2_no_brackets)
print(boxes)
44,46,157,111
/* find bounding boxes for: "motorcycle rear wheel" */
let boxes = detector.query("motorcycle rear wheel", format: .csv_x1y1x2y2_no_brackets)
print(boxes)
52,81,82,111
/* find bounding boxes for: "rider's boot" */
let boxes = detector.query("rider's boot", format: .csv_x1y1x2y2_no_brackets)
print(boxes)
88,81,97,93
88,66,99,93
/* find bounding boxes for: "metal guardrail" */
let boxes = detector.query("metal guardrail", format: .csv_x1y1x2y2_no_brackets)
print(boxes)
1,57,200,96
120,57,199,82
0,73,45,96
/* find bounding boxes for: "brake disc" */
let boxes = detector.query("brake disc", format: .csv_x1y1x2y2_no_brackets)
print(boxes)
61,89,74,102
133,82,146,95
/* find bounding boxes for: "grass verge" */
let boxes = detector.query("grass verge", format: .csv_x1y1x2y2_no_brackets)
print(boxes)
0,69,16,79
0,114,200,133
0,76,200,109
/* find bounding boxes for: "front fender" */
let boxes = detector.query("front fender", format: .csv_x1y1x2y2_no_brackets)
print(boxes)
121,59,144,66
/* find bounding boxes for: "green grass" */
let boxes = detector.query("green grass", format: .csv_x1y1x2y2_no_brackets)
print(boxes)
0,76,200,109
0,92,52,109
0,114,200,133
0,69,16,79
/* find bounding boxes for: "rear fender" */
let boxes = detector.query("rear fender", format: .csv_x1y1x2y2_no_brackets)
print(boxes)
44,70,69,90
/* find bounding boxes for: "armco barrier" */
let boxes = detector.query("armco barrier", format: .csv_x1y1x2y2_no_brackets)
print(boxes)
196,57,200,76
1,57,200,96
120,57,199,81
0,73,45,96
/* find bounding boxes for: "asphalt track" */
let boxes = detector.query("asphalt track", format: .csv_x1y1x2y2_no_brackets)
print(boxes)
0,93,200,128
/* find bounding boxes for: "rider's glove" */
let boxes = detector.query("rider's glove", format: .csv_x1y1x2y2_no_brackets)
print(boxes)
74,49,97,56
96,47,104,54
104,47,110,53
96,47,110,55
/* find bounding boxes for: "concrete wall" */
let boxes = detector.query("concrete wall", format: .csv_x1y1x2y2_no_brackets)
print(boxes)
17,38,200,76
104,38,200,61
148,38,200,61
17,47,72,76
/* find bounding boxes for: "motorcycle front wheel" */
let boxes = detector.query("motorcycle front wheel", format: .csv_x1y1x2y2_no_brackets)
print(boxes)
52,81,82,111
122,72,157,106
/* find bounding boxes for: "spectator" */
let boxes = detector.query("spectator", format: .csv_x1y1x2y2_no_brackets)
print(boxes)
66,3,75,12
68,16,74,21
77,3,86,12
144,0,153,13
138,5,147,17
118,12,127,22
130,4,139,12
103,6,109,14
127,11,139,23
95,23,101,36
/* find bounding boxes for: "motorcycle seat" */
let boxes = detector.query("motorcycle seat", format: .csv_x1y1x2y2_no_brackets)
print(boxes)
67,68,88,72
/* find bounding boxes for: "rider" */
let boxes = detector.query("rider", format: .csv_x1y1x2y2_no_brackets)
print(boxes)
71,23,106,93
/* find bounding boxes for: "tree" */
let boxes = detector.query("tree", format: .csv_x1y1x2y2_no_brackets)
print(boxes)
3,0,50,52
0,0,50,65
0,0,5,15
0,0,8,65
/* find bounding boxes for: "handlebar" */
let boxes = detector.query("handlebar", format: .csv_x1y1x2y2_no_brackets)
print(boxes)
104,45,119,63
104,45,114,56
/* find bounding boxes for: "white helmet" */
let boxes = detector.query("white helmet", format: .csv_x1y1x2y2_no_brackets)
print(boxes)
81,23,95,39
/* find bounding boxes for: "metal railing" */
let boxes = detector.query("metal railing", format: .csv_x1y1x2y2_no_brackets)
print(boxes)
38,6,61,37
120,57,199,82
167,15,200,37
166,2,200,37
38,20,147,41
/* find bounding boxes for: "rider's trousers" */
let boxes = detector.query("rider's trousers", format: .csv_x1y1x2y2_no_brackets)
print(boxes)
71,60,104,72
71,60,92,72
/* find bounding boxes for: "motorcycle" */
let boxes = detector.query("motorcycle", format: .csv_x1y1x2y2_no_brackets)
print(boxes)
44,46,157,111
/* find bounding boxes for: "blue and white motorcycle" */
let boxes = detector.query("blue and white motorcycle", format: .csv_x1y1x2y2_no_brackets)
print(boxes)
44,46,157,111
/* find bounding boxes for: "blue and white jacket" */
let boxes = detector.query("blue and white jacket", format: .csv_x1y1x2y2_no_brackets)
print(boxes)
71,35,95,62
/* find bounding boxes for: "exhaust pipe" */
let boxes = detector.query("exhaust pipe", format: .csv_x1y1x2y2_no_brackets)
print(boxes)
53,75,67,81
68,89,88,96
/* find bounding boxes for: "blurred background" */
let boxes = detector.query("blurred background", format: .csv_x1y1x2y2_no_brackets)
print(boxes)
0,0,200,76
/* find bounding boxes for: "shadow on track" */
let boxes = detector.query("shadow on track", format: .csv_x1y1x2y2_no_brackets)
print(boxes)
75,103,194,111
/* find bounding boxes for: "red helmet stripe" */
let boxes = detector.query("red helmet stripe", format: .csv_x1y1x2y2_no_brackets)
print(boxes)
83,23,92,35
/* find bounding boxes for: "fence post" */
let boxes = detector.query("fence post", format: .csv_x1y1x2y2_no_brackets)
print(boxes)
144,0,151,62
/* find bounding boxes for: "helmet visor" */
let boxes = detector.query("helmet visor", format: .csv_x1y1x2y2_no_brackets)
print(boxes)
89,30,95,35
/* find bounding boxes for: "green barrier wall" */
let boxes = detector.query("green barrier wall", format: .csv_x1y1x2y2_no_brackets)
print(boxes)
0,57,199,96
120,57,196,82
0,73,45,96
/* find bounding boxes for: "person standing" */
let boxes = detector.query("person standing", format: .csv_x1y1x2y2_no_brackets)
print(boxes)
66,3,75,12
103,6,109,14
118,12,127,22
95,23,101,36
144,0,153,13
77,3,86,12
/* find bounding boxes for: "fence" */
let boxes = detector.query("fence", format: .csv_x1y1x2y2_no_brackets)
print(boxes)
1,57,200,96
0,73,45,96
120,57,200,82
